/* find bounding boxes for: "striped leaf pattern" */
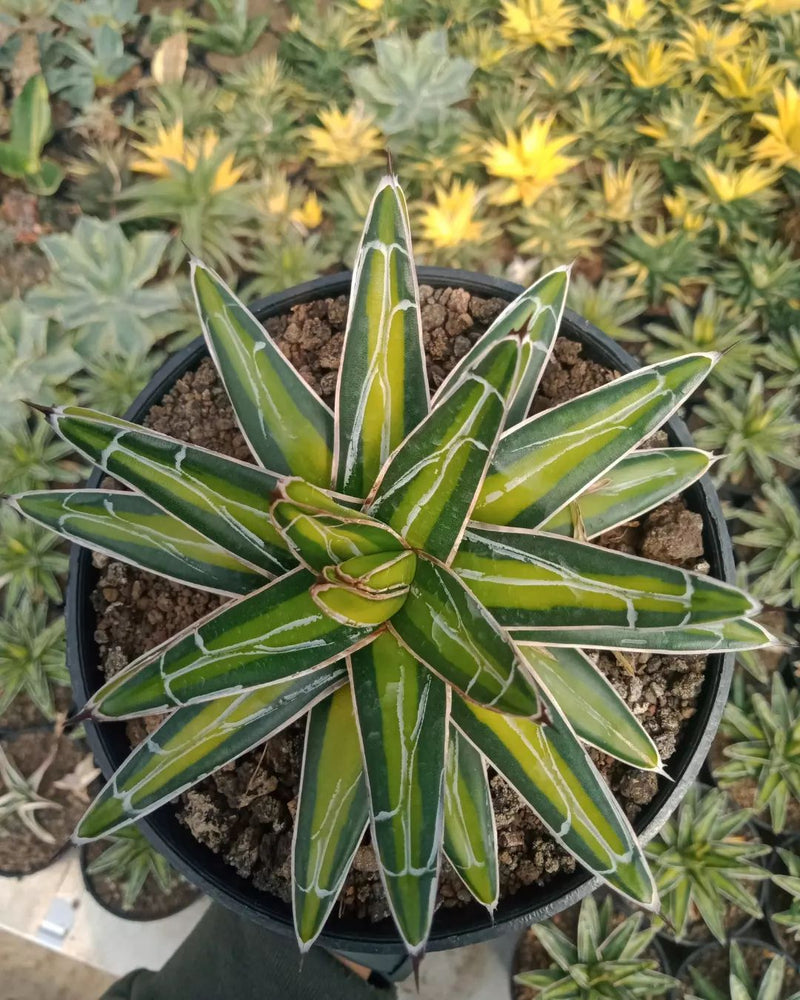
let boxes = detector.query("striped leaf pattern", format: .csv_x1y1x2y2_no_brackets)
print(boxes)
455,527,756,630
390,554,541,718
519,646,660,770
334,175,428,498
46,406,291,576
474,354,716,529
293,686,369,951
540,448,714,539
436,266,569,429
350,632,448,955
84,569,376,719
443,729,498,908
76,663,347,841
452,695,656,906
512,619,775,653
367,338,520,562
193,261,334,485
11,490,264,595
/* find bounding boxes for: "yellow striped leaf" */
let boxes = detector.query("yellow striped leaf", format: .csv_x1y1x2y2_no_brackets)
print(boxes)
475,354,715,529
443,729,498,909
455,527,757,630
12,490,264,596
367,338,520,562
75,663,346,841
349,631,448,956
334,175,428,498
511,619,775,653
540,449,714,539
390,554,541,718
293,686,369,951
82,568,377,719
519,646,660,770
47,406,291,576
193,260,334,485
451,694,657,907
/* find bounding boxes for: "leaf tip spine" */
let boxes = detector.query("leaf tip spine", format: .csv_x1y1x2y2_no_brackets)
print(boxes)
23,399,55,417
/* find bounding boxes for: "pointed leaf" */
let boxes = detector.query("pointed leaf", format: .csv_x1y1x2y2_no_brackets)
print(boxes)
366,338,520,562
76,663,347,840
509,619,774,653
292,686,369,950
437,267,569,429
312,578,409,627
442,728,498,908
474,354,716,529
12,490,264,596
46,406,292,576
455,527,758,630
83,568,376,719
451,693,657,907
193,260,334,484
390,554,541,717
14,75,51,169
349,631,448,955
540,449,713,539
334,175,428,497
519,645,660,770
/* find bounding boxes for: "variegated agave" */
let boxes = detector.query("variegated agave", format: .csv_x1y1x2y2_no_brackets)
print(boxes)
8,175,772,957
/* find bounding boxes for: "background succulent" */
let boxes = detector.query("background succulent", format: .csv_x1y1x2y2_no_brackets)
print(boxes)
85,827,183,911
687,940,800,1000
9,176,769,958
0,595,68,719
772,847,800,945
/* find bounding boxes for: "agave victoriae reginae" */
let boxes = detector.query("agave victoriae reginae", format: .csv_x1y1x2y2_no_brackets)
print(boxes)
7,174,773,956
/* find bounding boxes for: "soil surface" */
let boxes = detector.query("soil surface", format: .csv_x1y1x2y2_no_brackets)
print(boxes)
0,687,73,733
513,901,670,1000
82,841,200,919
0,730,88,873
678,941,800,997
91,286,711,923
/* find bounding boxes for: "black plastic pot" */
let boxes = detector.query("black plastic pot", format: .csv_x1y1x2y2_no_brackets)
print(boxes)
673,937,800,997
79,843,200,922
66,267,737,957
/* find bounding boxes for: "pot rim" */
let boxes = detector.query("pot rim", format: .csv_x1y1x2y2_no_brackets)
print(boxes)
66,266,736,955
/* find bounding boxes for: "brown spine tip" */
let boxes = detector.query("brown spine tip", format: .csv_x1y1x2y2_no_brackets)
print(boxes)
411,953,423,991
22,400,55,416
385,147,394,177
67,706,95,727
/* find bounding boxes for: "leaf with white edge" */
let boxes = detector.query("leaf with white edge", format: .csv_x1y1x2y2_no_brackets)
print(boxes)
349,631,448,956
312,578,409,627
474,354,716,529
519,646,660,770
390,554,541,718
436,266,569,429
11,490,264,596
510,619,775,653
75,663,347,841
83,568,377,720
334,175,428,498
367,338,520,562
193,260,334,485
539,449,714,539
45,406,291,576
455,527,758,630
293,686,369,951
451,694,657,907
443,729,498,909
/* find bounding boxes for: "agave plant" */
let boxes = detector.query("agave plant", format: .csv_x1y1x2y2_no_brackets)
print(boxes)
687,940,800,1000
772,847,800,944
513,895,676,999
645,784,769,944
7,175,770,956
86,827,182,911
0,740,61,844
715,673,800,835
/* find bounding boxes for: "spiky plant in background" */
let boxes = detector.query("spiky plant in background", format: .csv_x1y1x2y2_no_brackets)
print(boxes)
6,176,771,956
85,827,183,911
0,596,67,719
513,895,676,999
644,784,769,943
715,674,800,835
0,740,61,843
734,481,800,607
0,506,67,609
772,848,800,945
687,940,800,1000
